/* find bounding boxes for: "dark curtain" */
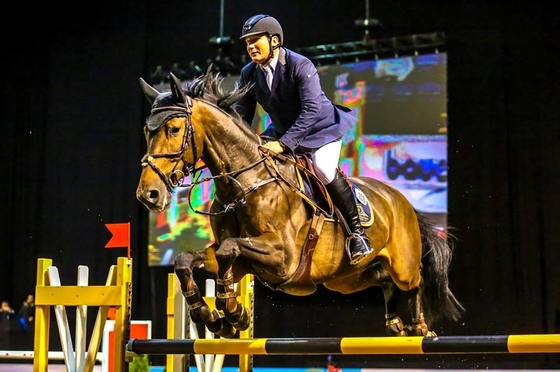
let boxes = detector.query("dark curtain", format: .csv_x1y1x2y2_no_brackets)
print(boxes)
1,0,558,369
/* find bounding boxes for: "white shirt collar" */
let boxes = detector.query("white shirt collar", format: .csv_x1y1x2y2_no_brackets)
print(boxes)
260,50,279,72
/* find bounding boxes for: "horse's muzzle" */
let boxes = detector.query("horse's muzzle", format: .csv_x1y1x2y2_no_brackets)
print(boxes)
136,185,169,211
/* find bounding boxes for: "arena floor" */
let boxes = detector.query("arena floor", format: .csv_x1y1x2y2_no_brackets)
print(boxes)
0,366,558,372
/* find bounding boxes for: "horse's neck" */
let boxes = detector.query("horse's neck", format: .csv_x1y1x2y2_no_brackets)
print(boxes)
195,101,261,179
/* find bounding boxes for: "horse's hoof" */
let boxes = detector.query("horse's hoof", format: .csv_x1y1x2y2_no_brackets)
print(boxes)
407,315,431,336
204,311,223,332
204,311,238,338
403,325,417,335
404,324,435,336
214,322,238,338
385,316,404,336
229,306,251,331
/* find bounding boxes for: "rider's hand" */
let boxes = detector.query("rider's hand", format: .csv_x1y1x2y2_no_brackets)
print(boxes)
260,140,286,154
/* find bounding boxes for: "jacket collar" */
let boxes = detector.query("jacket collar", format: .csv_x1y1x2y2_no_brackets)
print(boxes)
278,47,287,66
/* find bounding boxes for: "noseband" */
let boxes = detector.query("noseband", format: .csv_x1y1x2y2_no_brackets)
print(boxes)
140,96,197,193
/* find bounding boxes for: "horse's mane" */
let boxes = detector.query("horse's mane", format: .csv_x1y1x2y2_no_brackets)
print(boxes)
181,69,258,142
183,70,252,122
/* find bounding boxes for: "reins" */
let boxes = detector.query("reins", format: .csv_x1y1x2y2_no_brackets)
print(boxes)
142,91,332,218
258,149,334,217
187,156,272,216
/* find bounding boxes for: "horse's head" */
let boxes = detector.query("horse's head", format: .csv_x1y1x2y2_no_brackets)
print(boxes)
136,73,201,211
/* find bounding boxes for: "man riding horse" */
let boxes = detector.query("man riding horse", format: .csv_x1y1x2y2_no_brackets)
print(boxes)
235,14,373,265
136,14,464,338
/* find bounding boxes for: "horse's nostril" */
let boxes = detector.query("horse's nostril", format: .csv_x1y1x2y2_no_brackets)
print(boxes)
147,189,159,202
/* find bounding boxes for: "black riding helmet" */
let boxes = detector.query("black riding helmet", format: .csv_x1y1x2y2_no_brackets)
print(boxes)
240,14,283,45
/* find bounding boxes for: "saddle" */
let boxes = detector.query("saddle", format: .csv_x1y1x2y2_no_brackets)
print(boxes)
262,149,374,293
294,154,374,228
294,155,332,215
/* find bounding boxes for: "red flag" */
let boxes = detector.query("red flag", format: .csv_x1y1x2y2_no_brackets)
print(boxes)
105,223,130,256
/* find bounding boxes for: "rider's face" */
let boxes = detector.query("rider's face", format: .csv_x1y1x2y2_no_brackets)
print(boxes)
244,33,274,65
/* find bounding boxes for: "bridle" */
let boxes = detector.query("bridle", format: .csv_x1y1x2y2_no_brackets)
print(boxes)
140,96,198,194
140,95,272,216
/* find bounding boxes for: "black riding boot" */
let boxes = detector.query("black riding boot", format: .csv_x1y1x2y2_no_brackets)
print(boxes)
325,171,373,265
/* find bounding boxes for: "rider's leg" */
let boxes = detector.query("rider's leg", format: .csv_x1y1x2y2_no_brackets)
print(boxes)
312,140,373,265
326,169,373,264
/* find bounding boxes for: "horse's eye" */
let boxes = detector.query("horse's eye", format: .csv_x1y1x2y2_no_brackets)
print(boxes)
170,127,181,135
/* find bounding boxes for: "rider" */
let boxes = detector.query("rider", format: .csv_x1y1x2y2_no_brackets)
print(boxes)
235,14,373,265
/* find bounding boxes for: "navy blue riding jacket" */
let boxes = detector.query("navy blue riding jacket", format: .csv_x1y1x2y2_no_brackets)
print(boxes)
235,47,357,152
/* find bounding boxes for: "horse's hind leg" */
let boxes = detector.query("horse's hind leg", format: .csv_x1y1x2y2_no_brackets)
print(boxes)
404,279,436,336
174,247,237,338
324,261,407,336
383,269,435,336
361,260,408,336
381,279,407,336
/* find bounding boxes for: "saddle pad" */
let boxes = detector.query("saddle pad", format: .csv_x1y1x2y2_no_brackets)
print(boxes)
352,183,374,227
299,172,374,228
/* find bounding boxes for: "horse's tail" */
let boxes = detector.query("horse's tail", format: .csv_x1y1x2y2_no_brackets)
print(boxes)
417,211,465,324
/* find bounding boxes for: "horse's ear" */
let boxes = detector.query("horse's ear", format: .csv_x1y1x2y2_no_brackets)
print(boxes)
169,73,188,106
139,78,159,104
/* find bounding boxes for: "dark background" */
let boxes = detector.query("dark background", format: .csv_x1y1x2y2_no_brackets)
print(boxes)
1,0,559,369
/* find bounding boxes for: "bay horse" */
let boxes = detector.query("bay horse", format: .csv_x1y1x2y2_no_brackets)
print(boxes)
136,71,464,338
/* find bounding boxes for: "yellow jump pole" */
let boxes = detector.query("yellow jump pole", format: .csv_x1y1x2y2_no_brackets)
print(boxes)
238,274,254,372
33,257,133,372
166,273,180,372
164,273,255,372
113,257,133,372
33,258,53,372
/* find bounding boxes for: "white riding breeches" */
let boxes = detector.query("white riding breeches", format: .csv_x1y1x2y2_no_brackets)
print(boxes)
311,139,342,184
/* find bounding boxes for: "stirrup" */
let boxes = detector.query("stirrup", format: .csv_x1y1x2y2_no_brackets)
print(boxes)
345,233,373,265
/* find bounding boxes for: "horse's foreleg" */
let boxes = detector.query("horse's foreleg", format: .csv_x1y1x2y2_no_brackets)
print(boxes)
214,238,251,332
174,249,237,338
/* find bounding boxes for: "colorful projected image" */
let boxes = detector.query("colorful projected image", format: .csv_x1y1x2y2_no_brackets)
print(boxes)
148,53,448,266
348,135,447,213
147,168,216,266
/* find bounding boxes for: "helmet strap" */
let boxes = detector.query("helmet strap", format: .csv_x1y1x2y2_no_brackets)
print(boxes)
261,36,278,65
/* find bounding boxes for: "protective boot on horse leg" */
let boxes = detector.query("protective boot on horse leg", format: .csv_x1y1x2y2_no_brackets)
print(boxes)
326,169,373,265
